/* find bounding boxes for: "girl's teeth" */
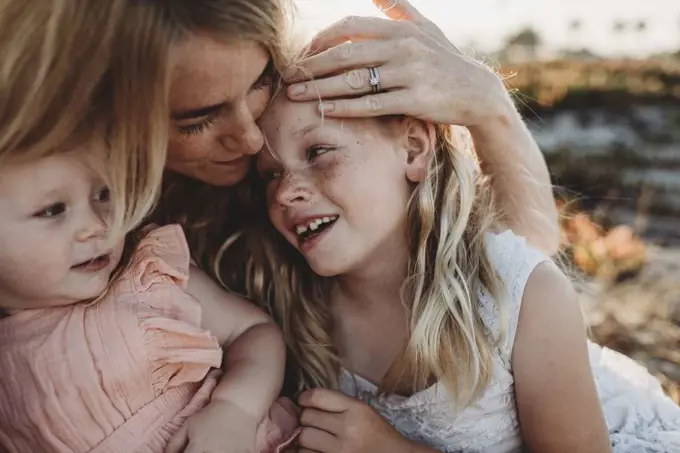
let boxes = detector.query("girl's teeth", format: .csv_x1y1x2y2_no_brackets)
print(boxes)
295,216,339,237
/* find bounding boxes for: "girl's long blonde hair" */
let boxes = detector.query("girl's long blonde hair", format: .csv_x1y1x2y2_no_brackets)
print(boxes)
0,0,173,238
242,121,505,407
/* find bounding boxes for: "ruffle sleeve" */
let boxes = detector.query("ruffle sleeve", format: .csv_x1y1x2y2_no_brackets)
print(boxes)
127,224,223,395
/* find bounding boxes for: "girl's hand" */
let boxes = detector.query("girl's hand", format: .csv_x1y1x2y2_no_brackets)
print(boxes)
284,0,513,127
165,399,258,453
295,389,414,453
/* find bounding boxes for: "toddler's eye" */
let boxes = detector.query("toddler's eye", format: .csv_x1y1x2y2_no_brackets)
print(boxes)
94,187,110,203
34,202,66,218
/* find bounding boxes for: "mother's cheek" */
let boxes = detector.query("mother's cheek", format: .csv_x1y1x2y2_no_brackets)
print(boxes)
167,134,213,163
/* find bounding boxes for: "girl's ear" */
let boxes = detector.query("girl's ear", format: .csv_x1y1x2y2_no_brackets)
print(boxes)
401,118,436,183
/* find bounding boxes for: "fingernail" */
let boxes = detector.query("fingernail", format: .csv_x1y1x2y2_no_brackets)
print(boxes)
318,102,335,113
308,40,321,54
377,0,398,11
282,68,298,81
289,84,307,97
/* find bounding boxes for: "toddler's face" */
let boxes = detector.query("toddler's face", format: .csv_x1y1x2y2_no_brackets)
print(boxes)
0,146,124,311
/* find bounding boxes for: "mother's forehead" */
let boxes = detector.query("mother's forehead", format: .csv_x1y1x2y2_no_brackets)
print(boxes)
169,35,269,111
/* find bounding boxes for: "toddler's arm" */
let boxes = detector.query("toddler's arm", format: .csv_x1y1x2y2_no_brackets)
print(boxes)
512,261,611,452
186,265,285,422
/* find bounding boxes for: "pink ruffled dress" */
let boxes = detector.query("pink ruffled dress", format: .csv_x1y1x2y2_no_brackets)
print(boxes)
0,225,299,453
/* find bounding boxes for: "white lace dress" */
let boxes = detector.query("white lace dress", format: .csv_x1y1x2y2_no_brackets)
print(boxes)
339,230,680,452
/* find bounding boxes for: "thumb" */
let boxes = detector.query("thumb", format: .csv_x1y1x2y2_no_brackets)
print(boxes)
164,424,189,453
372,0,426,22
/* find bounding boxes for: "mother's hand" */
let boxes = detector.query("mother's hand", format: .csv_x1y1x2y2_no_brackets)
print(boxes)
284,0,513,127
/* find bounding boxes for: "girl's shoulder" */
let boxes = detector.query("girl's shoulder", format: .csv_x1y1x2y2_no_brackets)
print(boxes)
478,230,553,358
483,229,550,300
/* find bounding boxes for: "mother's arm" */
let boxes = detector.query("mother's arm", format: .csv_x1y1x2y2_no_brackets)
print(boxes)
284,0,559,256
469,105,559,256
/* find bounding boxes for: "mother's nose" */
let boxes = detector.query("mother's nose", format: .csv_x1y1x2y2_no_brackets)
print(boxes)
220,100,264,156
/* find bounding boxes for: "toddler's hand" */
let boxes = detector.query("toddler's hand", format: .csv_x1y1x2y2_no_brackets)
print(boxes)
165,399,259,453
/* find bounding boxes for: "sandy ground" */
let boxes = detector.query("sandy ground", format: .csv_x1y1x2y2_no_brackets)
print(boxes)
578,245,680,403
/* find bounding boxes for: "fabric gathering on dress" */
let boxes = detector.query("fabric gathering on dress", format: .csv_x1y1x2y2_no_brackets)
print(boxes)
0,225,299,453
340,230,680,453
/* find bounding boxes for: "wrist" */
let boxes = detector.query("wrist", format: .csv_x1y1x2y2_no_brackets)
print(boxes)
208,395,263,422
468,94,519,140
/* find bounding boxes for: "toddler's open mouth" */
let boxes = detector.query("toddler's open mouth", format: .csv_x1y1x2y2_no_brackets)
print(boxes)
72,252,112,272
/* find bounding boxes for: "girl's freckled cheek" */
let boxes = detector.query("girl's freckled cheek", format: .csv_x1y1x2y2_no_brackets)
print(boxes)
318,157,342,180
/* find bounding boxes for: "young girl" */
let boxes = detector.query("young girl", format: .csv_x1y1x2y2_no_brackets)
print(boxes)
247,88,680,452
0,2,297,452
0,143,300,453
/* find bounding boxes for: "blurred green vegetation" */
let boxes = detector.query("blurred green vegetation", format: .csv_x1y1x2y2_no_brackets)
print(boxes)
502,59,680,114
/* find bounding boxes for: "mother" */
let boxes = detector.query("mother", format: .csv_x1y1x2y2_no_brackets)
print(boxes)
147,0,559,285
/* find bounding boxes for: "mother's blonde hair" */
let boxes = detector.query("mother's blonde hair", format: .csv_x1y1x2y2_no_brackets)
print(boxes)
242,118,505,407
0,0,174,237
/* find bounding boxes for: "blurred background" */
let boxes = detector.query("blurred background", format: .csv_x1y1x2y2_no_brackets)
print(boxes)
296,0,680,402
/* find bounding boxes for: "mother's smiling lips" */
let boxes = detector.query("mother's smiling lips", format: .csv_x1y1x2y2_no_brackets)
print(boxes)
211,155,250,166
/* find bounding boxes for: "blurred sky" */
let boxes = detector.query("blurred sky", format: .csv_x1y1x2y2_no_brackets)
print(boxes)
294,0,680,56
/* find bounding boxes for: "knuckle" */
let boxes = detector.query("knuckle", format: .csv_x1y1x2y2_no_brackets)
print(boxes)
339,15,360,28
398,36,422,54
305,388,321,405
344,69,366,91
366,95,382,113
399,19,420,36
344,420,363,442
299,408,312,425
330,43,352,61
412,61,429,78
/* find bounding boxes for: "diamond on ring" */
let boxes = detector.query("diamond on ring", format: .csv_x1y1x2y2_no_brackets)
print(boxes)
368,67,381,93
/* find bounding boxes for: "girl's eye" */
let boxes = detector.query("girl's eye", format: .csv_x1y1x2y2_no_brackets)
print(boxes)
177,116,217,136
307,145,335,160
34,202,66,218
253,60,274,91
94,187,110,203
260,169,282,182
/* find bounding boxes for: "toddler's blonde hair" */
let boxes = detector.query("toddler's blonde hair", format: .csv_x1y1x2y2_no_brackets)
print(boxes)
0,0,173,238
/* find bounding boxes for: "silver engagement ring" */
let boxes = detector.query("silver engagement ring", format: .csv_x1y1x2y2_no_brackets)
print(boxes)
368,67,381,93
